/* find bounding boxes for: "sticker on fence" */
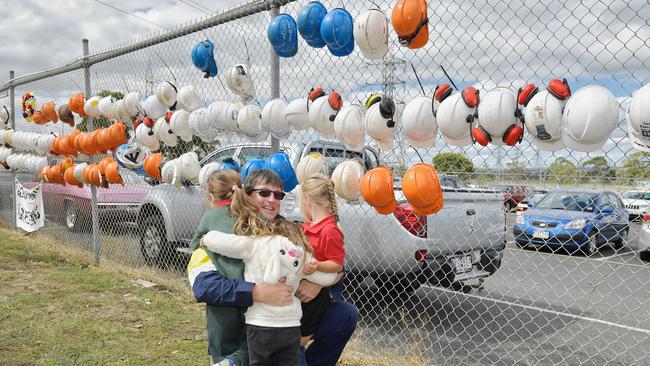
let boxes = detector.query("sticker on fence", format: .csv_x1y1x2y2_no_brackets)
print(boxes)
15,178,44,232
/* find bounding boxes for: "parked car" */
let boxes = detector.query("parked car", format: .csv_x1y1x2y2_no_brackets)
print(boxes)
513,190,629,255
137,140,506,294
42,169,149,231
496,185,529,211
621,190,650,220
639,211,649,262
515,190,549,212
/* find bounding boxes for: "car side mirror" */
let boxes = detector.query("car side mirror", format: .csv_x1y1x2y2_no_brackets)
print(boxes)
601,206,614,214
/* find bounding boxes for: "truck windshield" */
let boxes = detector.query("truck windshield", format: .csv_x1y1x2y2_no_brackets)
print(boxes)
308,148,369,174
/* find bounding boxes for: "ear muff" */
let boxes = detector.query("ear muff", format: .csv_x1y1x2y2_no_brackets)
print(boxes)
471,125,491,146
143,117,155,135
517,83,538,107
547,78,571,100
309,87,325,101
379,97,396,128
434,83,453,103
327,91,343,121
365,93,382,109
502,124,524,146
461,86,480,108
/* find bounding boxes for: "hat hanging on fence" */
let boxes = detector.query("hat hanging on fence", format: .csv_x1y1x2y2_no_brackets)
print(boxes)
41,101,58,123
135,119,160,151
219,158,241,172
364,93,397,151
155,81,178,109
361,166,397,215
226,63,256,101
437,87,479,147
268,13,299,58
113,100,131,127
320,8,355,57
178,151,201,183
69,92,86,117
285,98,311,130
264,152,298,192
57,104,76,127
143,95,167,120
114,143,149,170
522,80,570,151
391,0,429,49
0,106,9,128
562,85,618,152
98,96,117,120
188,107,217,142
153,115,178,147
192,40,219,78
124,92,143,117
222,101,244,133
354,8,389,60
262,99,290,138
309,90,342,139
64,164,84,188
73,163,88,185
402,95,438,148
161,159,182,186
334,104,365,152
296,152,329,184
241,158,266,184
297,1,327,48
402,163,443,216
331,159,364,201
169,109,193,142
207,100,227,131
198,162,219,190
626,84,650,152
83,96,102,118
143,153,165,181
237,105,266,141
473,87,521,146
177,85,203,112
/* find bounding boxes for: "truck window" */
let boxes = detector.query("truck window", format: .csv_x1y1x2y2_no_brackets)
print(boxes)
202,148,238,166
239,147,273,166
309,148,368,175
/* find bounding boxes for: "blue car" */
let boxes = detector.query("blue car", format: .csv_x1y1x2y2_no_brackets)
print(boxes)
513,190,629,255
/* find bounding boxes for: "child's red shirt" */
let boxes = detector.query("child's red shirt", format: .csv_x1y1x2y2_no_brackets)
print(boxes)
302,214,345,265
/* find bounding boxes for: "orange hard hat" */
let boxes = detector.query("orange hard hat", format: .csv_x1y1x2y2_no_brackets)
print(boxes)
98,156,116,176
51,136,63,155
77,133,93,155
84,164,104,187
58,104,75,127
69,92,87,116
97,127,114,154
58,156,74,173
64,165,84,188
104,160,123,185
107,122,127,151
143,153,164,181
360,166,398,215
68,130,81,156
49,164,65,185
391,0,429,49
401,163,443,216
32,110,47,125
41,101,58,123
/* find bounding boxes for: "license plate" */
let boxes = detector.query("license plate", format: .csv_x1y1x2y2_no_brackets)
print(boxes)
452,255,473,274
533,230,549,239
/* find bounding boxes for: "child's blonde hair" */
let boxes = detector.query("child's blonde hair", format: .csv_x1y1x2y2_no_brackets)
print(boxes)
300,173,339,222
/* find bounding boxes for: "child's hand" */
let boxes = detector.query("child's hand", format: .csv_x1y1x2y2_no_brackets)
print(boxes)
303,260,318,275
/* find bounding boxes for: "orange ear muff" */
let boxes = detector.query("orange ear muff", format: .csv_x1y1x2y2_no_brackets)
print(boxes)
133,117,142,130
308,87,325,101
547,78,571,100
143,116,155,129
502,124,524,146
434,83,453,103
328,91,342,110
471,125,491,146
165,111,174,123
517,83,538,107
461,86,480,108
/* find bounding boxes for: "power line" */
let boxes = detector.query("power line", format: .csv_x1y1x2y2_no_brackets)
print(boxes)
92,0,169,30
179,0,214,14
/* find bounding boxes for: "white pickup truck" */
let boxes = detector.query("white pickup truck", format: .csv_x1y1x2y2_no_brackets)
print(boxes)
136,140,506,294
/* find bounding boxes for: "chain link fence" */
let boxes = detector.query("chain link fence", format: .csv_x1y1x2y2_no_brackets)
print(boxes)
1,0,649,364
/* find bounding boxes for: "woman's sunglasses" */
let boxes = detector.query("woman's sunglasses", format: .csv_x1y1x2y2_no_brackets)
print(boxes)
248,188,286,200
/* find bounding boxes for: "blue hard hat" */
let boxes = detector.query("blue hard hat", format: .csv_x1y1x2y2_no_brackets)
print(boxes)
320,8,354,57
191,40,218,78
264,152,298,192
218,158,241,172
241,158,266,184
268,14,298,58
297,1,327,48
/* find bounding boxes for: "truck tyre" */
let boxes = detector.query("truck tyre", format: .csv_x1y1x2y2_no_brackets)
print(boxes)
64,200,84,232
140,214,178,267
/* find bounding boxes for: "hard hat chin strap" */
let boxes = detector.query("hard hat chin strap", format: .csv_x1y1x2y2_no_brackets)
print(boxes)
399,17,428,46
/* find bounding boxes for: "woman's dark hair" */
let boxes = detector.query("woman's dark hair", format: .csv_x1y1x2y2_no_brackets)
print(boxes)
244,169,284,193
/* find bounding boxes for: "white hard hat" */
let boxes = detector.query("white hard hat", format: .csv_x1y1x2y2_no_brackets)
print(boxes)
115,144,149,170
331,159,364,201
177,85,203,112
153,116,178,147
363,95,396,151
237,105,263,138
0,106,9,128
402,95,438,148
199,162,220,190
262,99,290,138
188,108,217,142
524,90,566,151
98,96,116,119
296,152,329,184
143,95,167,119
208,100,228,131
334,104,365,151
124,92,143,117
154,81,178,108
113,100,131,127
562,85,618,152
161,159,182,186
0,146,11,162
169,110,193,142
309,95,340,139
179,151,201,183
135,122,160,151
225,63,256,100
437,93,475,147
353,9,388,60
626,84,650,152
475,87,518,146
36,134,55,154
3,129,14,146
74,163,88,184
285,98,311,130
84,96,102,118
223,101,243,133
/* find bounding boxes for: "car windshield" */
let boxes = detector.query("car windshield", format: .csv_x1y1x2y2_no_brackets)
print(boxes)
527,193,546,202
624,191,650,200
534,192,598,212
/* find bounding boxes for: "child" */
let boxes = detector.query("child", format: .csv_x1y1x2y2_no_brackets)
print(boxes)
298,173,346,346
201,206,336,366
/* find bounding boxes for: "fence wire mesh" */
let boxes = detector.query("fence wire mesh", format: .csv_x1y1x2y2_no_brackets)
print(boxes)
1,0,649,364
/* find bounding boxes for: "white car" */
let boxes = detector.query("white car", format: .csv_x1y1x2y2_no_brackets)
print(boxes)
622,190,650,218
640,212,650,262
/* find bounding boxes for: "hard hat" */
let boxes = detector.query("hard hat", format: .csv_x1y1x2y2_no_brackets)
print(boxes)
124,92,143,117
56,104,74,128
135,122,160,151
627,83,650,152
41,101,58,123
161,159,182,186
264,152,298,192
143,95,167,119
354,8,388,60
437,87,479,147
178,151,200,183
177,85,203,112
241,158,266,184
364,94,396,150
0,106,9,128
191,39,218,78
391,0,428,49
198,162,219,190
262,99,290,138
320,8,355,57
402,163,443,216
84,96,102,118
69,92,86,117
225,63,256,100
474,87,521,146
296,152,329,184
223,101,244,132
334,104,365,151
103,159,123,185
169,110,193,142
73,163,88,184
114,143,149,170
98,96,117,119
297,1,327,48
208,100,228,131
562,85,618,152
331,159,364,201
237,105,265,140
153,116,178,147
309,92,342,139
219,157,241,172
522,81,568,151
285,98,311,130
113,100,132,127
188,108,217,142
64,164,84,188
360,166,397,215
402,95,438,148
36,134,55,154
268,13,298,58
154,81,178,108
143,153,165,181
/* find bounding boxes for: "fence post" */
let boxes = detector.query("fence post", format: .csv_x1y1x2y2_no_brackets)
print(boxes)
8,71,15,129
83,39,102,265
270,5,280,153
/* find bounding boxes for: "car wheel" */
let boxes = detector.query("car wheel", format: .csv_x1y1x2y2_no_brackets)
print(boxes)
64,200,83,232
613,228,628,250
640,251,650,262
582,231,598,256
139,215,177,267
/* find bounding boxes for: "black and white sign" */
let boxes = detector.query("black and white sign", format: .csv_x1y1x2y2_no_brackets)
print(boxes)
15,178,44,232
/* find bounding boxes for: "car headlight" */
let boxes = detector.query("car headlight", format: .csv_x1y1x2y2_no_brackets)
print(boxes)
565,219,587,229
515,214,525,225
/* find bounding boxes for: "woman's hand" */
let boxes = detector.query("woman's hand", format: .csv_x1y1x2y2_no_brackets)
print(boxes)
296,279,322,303
252,277,293,306
303,260,318,275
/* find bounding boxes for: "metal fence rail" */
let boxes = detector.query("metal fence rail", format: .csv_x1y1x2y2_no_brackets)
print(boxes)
1,0,649,364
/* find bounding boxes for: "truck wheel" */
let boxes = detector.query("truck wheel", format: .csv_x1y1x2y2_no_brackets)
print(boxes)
613,228,628,250
140,214,177,267
64,200,84,232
